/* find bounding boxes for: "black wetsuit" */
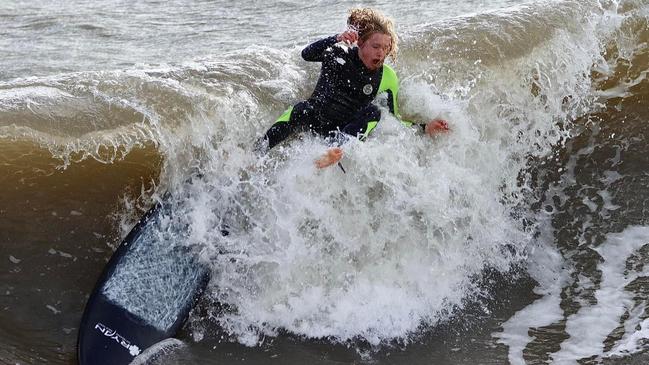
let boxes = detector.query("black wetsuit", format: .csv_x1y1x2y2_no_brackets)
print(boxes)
260,35,402,150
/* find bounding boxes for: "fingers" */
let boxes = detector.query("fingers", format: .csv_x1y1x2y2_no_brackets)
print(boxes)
314,147,344,169
436,120,449,130
348,31,358,43
337,30,358,44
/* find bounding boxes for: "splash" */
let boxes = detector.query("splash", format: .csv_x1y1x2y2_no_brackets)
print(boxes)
2,0,648,355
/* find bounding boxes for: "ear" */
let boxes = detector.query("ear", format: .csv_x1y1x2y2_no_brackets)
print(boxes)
357,38,365,47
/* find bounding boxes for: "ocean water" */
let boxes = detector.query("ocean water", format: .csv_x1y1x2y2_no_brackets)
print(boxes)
2,0,649,364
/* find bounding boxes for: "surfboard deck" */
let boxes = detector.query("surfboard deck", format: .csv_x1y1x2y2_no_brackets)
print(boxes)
77,196,210,365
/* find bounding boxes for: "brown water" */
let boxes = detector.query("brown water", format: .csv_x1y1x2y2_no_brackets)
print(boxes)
0,143,161,364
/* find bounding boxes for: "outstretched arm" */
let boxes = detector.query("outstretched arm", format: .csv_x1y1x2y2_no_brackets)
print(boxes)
379,65,450,136
400,110,450,136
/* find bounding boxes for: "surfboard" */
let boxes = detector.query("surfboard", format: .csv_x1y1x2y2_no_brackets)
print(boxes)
77,196,210,365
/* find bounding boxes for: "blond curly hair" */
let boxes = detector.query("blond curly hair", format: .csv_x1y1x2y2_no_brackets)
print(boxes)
347,8,399,61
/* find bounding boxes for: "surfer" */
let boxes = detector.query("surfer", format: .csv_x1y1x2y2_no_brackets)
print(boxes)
256,7,449,168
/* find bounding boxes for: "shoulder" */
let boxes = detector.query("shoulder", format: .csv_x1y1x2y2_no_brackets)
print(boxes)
321,43,353,68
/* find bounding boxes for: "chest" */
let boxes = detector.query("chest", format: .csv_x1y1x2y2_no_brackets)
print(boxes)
339,70,380,100
323,51,382,100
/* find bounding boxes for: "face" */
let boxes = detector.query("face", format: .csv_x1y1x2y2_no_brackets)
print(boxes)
358,32,392,71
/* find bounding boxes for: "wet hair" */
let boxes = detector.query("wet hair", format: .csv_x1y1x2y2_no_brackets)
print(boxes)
347,8,398,61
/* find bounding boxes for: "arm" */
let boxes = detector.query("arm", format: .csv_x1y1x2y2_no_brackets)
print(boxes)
301,36,338,62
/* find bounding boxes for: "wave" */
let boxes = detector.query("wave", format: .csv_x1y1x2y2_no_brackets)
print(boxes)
2,0,649,350
2,1,646,159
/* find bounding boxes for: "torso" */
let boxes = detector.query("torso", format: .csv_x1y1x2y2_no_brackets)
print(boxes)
308,44,383,130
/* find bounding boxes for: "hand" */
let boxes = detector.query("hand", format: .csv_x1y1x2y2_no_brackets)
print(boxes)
337,30,358,45
315,147,344,169
424,119,450,136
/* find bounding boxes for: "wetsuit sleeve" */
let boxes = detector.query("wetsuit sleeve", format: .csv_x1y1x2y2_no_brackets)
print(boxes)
301,35,339,62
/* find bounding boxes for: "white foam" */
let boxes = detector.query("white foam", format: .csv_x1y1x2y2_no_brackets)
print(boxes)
46,305,61,315
607,302,649,357
0,86,75,111
172,1,617,345
128,338,185,365
490,3,648,361
194,85,545,345
494,241,571,365
550,226,649,363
